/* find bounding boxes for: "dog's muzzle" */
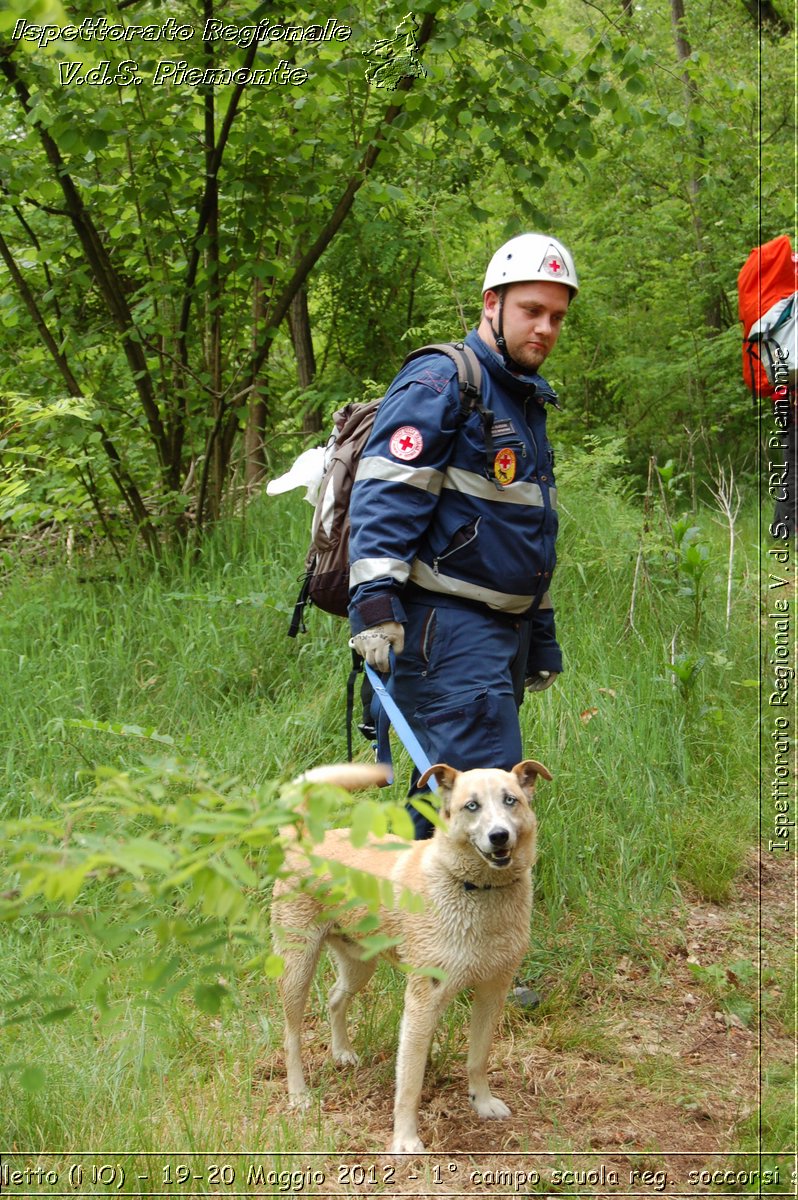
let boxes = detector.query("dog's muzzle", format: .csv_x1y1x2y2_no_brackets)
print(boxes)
474,826,514,867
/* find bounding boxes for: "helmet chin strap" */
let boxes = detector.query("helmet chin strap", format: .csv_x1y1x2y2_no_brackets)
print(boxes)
490,290,526,375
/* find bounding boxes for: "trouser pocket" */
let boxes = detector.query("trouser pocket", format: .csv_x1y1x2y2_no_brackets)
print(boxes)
413,686,523,776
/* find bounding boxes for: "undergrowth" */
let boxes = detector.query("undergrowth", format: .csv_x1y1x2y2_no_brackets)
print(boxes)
0,439,776,1156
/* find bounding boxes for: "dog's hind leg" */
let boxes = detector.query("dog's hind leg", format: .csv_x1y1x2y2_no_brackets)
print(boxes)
466,976,514,1119
326,935,377,1066
278,926,326,1106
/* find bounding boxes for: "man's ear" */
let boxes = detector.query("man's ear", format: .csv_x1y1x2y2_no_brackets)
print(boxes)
512,759,553,796
416,763,459,817
482,287,501,322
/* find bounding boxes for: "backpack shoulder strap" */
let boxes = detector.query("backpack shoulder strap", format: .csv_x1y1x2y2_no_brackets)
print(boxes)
401,341,482,412
744,339,761,407
401,341,501,485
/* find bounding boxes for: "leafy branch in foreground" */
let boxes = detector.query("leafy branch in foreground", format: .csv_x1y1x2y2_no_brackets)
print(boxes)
1,747,417,1076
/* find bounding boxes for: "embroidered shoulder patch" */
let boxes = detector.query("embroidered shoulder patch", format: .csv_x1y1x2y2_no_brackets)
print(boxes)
389,426,424,461
414,367,451,394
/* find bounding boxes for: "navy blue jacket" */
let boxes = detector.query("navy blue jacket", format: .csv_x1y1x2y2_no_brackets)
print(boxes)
348,329,562,674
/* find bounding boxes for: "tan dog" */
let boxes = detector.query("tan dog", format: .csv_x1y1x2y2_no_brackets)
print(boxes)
271,758,551,1154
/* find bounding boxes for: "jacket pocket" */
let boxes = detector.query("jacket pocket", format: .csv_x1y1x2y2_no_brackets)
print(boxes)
420,608,437,665
413,688,522,770
432,517,481,575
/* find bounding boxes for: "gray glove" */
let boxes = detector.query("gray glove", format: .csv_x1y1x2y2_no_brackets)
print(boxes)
349,621,405,674
525,670,559,693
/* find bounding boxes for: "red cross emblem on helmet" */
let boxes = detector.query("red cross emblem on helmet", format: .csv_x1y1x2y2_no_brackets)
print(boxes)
546,255,563,275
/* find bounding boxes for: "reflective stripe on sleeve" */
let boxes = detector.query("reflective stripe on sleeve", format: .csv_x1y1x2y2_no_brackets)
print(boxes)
350,557,412,587
538,590,553,611
409,560,532,613
355,455,445,494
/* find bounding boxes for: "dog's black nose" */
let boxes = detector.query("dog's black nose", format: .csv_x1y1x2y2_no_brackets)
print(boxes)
488,827,510,848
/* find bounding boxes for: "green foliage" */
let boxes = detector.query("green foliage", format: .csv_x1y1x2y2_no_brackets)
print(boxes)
686,958,758,1027
1,749,420,1094
0,0,781,1136
0,393,95,526
666,653,705,701
0,451,767,1145
673,521,710,638
0,0,785,538
534,0,790,480
0,0,638,541
0,0,67,32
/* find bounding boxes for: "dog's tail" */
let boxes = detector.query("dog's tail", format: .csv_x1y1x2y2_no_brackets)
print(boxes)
294,763,391,791
279,763,392,855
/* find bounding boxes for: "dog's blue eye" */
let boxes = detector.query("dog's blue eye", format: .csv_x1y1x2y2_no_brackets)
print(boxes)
464,799,480,812
503,794,517,806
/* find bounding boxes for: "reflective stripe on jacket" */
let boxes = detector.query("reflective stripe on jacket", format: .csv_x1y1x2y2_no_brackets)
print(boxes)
348,329,559,635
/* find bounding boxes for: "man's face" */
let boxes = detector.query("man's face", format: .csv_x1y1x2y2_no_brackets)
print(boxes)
482,280,572,372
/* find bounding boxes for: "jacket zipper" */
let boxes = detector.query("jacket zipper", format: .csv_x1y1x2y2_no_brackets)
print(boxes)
433,517,482,575
495,438,527,459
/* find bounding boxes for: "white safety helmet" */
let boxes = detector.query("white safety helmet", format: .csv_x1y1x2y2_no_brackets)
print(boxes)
482,232,578,296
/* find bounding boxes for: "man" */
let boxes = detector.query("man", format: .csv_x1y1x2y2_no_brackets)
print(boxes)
348,232,577,838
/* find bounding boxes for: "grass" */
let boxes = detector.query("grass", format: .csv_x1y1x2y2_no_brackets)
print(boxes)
0,446,782,1165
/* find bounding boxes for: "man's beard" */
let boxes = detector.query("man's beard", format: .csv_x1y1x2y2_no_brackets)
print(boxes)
505,338,547,373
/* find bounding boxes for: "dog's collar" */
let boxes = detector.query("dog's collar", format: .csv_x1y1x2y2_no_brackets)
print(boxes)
463,874,523,893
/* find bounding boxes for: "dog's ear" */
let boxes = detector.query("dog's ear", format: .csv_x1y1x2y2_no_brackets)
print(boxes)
512,759,553,795
417,763,458,816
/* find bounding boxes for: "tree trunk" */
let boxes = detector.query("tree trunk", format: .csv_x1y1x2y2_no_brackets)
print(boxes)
243,11,437,392
0,227,159,550
670,0,722,333
670,0,701,235
0,52,169,475
288,284,320,436
738,0,791,36
245,277,269,488
205,3,224,524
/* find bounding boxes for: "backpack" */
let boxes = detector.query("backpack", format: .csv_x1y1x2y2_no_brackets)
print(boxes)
747,294,798,393
738,235,798,398
288,341,485,638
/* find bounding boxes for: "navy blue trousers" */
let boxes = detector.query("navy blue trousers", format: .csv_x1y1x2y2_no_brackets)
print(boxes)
388,598,529,838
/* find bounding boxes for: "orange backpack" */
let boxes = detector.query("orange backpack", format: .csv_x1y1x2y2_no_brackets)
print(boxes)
738,235,798,398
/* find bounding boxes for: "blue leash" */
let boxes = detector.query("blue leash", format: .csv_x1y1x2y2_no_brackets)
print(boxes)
362,660,438,793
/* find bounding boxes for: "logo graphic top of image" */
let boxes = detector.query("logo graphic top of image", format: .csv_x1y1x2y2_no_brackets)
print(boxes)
363,13,427,90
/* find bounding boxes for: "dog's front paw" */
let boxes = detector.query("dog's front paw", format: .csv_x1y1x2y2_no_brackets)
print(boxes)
333,1048,359,1067
390,1131,426,1154
288,1092,313,1111
470,1093,511,1120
